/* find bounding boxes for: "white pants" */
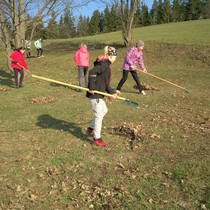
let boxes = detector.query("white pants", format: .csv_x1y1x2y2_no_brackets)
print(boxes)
89,98,108,139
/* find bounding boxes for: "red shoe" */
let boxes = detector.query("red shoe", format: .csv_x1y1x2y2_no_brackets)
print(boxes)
94,138,106,147
86,127,94,135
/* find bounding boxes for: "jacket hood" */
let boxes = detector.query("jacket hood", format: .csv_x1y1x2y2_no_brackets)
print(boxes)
94,57,111,66
79,47,88,53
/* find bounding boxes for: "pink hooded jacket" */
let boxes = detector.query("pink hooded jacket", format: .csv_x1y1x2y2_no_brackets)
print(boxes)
123,46,145,71
74,47,90,67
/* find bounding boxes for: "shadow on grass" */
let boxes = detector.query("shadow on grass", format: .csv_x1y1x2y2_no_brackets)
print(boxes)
0,69,14,87
200,187,210,209
46,41,124,53
50,82,81,92
36,114,92,144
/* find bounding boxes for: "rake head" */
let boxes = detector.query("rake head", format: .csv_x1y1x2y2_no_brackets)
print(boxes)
123,99,140,109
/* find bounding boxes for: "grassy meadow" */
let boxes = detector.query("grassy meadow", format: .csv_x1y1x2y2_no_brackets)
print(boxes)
0,19,210,210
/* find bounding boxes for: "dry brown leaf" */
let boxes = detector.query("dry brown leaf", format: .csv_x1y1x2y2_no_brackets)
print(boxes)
62,181,67,193
28,194,37,202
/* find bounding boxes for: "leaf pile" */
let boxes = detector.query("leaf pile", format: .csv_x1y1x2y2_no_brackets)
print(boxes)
29,96,57,104
133,83,159,91
111,122,146,141
0,87,10,91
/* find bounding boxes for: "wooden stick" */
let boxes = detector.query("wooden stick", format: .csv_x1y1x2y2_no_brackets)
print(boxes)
31,74,127,101
137,68,189,92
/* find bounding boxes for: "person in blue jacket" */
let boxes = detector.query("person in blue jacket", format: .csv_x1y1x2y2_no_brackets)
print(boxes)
34,38,44,58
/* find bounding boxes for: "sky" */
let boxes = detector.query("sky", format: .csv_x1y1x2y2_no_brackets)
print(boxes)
73,0,154,18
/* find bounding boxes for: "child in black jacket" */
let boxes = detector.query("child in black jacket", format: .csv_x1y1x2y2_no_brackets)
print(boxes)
86,46,119,146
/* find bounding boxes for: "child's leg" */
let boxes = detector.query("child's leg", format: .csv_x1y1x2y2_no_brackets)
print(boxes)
84,67,88,87
40,48,43,56
116,70,129,91
19,69,24,86
13,68,19,87
37,48,40,57
78,66,84,86
89,98,108,139
130,70,144,92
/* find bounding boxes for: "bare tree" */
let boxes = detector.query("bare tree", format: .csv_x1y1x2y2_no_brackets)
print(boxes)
120,0,140,46
99,0,140,46
0,0,92,70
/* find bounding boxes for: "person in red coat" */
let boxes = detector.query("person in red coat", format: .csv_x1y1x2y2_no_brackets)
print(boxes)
10,47,28,88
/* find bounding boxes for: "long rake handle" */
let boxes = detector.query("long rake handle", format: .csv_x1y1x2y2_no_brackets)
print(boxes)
6,53,131,101
31,74,127,101
137,68,189,92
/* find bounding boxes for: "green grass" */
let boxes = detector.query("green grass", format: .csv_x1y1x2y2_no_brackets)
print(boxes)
0,19,210,209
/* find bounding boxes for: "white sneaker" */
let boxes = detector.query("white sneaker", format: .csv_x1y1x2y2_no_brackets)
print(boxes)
116,90,121,95
141,90,146,95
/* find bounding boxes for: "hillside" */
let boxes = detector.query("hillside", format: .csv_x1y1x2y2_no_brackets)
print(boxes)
0,19,210,210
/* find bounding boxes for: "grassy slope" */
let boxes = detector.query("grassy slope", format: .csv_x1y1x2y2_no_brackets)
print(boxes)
0,19,210,210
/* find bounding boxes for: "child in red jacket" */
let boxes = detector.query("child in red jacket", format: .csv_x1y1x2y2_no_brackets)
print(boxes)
10,47,28,88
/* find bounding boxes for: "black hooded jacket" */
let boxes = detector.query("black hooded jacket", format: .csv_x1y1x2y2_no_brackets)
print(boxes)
86,58,115,99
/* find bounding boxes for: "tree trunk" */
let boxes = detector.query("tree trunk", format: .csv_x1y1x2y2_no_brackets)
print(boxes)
19,0,26,46
0,10,13,72
120,0,140,47
11,0,25,47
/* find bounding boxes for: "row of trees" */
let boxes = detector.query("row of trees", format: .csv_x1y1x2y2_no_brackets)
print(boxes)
1,0,209,57
1,0,141,52
0,0,93,68
33,0,210,40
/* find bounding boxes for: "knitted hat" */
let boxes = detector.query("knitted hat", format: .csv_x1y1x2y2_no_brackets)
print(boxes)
136,41,145,47
108,48,117,56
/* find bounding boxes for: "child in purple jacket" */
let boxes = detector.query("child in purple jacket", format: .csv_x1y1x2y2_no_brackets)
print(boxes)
116,41,147,95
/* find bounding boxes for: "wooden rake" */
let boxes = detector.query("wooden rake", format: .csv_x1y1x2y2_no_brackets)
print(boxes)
31,74,140,109
137,68,189,92
6,54,139,108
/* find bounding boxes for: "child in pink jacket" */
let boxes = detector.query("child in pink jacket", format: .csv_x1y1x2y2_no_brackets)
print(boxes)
74,43,90,89
116,40,147,95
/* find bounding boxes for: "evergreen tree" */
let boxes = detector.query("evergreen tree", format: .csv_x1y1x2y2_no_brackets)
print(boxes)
34,21,47,40
59,15,64,25
180,0,188,21
141,4,150,26
157,0,164,24
134,4,141,27
172,0,181,22
47,11,59,39
99,12,105,32
84,17,90,35
77,15,85,36
59,5,76,38
104,6,110,32
89,10,100,34
77,15,90,36
58,15,65,38
163,0,172,23
186,0,203,20
201,0,210,18
150,0,159,24
110,4,121,31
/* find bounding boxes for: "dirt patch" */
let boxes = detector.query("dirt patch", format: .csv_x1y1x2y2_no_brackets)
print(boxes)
29,96,57,104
